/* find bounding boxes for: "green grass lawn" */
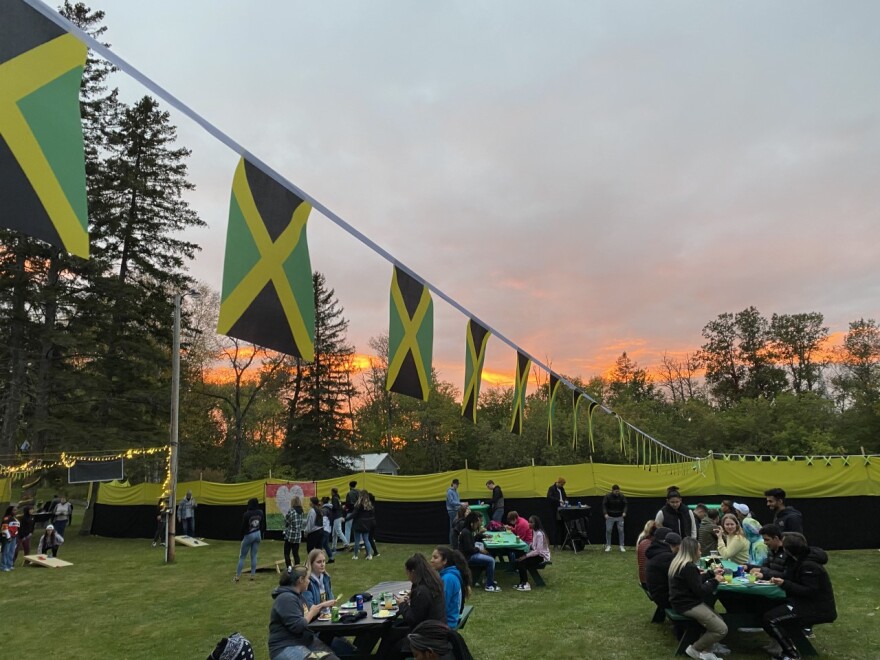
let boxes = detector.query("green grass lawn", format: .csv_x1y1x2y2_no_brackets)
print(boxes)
2,523,877,659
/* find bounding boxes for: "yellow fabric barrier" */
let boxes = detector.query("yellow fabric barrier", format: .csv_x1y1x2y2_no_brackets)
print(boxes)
0,477,11,503
95,457,880,507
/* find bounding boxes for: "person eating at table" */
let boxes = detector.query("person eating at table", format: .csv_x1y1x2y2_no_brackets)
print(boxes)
458,511,501,592
376,553,447,660
505,510,533,545
749,524,786,580
698,507,720,555
268,565,338,660
645,528,679,615
304,548,335,609
407,620,473,660
450,504,469,551
763,532,836,660
430,546,472,630
514,515,551,591
636,520,659,589
669,537,729,660
714,513,750,564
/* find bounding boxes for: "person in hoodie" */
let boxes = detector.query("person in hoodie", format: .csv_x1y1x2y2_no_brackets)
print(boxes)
636,520,659,588
14,505,35,564
234,498,265,582
645,528,681,611
430,545,472,629
304,548,335,609
764,532,836,660
320,497,335,563
654,490,697,539
749,524,787,579
764,488,804,534
268,565,338,660
697,507,719,555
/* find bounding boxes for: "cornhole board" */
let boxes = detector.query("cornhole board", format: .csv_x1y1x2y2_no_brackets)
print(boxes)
24,554,73,568
175,535,209,547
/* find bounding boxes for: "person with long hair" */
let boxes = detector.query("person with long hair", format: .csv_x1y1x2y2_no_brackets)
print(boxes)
304,548,335,608
636,519,659,588
268,565,338,660
36,524,64,557
457,511,500,592
430,546,472,629
348,489,375,560
714,513,750,564
377,553,446,659
450,504,469,551
668,537,728,660
514,515,551,591
304,496,324,553
14,505,35,564
283,495,304,570
366,491,380,557
233,498,264,582
763,533,836,660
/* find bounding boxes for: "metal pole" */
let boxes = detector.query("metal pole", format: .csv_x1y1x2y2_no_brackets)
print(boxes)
166,292,182,563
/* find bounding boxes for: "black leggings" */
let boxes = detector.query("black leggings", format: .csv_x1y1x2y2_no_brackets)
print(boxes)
368,527,379,556
306,530,324,553
762,604,805,660
517,555,544,584
284,541,301,569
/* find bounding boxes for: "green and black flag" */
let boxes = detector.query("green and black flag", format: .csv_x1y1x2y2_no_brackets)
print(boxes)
218,157,315,359
509,351,531,435
387,266,433,401
461,319,490,423
0,0,88,257
547,373,562,445
585,398,599,453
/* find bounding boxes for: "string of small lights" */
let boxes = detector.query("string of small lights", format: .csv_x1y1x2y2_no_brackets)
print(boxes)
0,447,172,487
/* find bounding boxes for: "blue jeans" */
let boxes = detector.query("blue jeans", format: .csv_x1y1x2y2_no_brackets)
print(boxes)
53,519,69,536
468,552,496,586
332,517,348,547
491,508,504,523
1,538,17,570
448,511,457,545
236,531,261,576
605,516,624,546
322,530,334,559
352,531,371,558
180,517,194,537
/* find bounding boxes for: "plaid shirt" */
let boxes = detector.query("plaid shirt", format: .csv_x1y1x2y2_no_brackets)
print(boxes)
283,507,304,542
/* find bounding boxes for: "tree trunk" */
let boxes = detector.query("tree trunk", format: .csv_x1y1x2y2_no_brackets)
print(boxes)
0,250,29,454
31,255,61,452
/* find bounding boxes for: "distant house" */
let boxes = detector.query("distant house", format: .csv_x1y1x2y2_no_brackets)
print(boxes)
342,452,400,476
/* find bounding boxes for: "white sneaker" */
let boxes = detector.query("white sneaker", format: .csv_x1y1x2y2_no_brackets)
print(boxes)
619,546,626,552
711,643,731,656
518,583,531,591
685,646,701,660
366,555,373,560
351,556,358,560
700,654,721,660
484,584,501,592
604,545,611,552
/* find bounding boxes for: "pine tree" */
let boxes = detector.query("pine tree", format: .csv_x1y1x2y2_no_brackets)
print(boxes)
282,272,358,478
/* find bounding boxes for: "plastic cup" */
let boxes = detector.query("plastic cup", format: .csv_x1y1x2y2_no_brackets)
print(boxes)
724,574,733,583
748,573,757,583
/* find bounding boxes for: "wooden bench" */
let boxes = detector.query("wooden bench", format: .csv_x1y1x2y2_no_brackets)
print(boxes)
527,560,551,587
457,604,474,630
665,609,703,655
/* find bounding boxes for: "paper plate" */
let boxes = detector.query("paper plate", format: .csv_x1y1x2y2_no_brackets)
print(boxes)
397,590,409,596
339,602,357,609
317,614,332,621
373,609,398,618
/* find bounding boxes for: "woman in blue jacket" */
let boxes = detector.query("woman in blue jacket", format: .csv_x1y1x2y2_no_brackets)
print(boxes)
429,545,472,629
304,548,334,609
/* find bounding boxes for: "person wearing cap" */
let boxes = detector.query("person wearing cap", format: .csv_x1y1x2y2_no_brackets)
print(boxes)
645,528,681,613
546,477,568,549
37,524,64,557
603,484,628,552
733,502,766,565
177,490,197,537
445,479,461,546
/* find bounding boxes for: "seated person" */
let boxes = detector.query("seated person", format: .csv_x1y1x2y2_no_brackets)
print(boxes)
763,533,836,660
749,524,786,580
644,528,678,608
669,537,728,660
514,515,550,591
457,512,500,592
505,511,533,544
430,546,471,629
37,524,64,557
450,504,469,551
714,514,750,564
304,549,334,608
377,553,447,660
268,565,338,660
734,502,767,565
698,508,719,555
407,620,473,660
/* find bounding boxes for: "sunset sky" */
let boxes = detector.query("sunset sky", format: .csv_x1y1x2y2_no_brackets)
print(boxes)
93,1,879,392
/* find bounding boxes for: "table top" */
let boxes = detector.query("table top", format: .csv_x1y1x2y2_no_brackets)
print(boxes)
717,578,786,599
308,580,411,633
558,506,591,520
483,531,529,552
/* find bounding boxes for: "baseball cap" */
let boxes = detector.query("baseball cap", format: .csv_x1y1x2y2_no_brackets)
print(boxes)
733,502,750,516
665,532,682,546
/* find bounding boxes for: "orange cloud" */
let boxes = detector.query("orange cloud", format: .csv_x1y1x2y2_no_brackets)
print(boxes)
481,368,515,387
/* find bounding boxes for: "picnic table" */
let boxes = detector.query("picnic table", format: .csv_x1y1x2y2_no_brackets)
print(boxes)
309,579,411,659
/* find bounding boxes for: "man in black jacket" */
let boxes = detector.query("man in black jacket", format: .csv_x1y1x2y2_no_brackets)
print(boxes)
764,488,804,534
749,524,786,579
546,477,568,549
603,484,627,552
645,529,680,610
486,480,504,523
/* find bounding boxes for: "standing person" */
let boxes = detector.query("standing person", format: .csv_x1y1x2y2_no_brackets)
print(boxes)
36,524,64,557
376,553,446,660
546,477,568,549
348,490,375,560
268,565,338,660
151,499,167,548
53,495,73,536
764,533,836,660
429,546,472,630
330,487,348,551
655,489,697,539
320,497,335,562
765,488,804,534
513,515,551,591
714,513,750,564
304,497,324,553
445,479,461,546
458,511,500,592
1,505,20,571
698,507,719,555
343,480,360,548
14,505,35,564
669,537,728,660
233,497,264,582
367,491,380,558
177,490,197,537
603,484,628,552
636,520,659,588
283,495,304,570
485,480,504,523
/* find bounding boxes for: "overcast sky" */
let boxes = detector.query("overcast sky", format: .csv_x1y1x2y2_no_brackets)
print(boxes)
91,0,880,389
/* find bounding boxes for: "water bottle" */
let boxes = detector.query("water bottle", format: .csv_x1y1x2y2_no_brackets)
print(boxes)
356,594,364,611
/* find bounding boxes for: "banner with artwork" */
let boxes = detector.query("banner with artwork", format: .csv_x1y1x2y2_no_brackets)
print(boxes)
265,481,316,531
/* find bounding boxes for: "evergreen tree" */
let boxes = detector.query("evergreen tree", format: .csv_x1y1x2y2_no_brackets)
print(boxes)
282,272,358,478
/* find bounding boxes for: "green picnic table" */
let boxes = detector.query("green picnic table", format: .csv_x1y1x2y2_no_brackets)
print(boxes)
482,531,529,553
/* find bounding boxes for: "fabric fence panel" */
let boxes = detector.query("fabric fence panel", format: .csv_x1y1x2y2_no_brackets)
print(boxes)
714,459,871,498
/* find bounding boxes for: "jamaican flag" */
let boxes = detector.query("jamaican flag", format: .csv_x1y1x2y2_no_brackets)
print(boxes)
217,157,315,359
387,266,433,400
0,0,88,257
509,351,530,435
461,319,490,423
546,373,562,445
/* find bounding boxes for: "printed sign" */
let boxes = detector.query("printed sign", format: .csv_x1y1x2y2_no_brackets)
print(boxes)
265,482,316,530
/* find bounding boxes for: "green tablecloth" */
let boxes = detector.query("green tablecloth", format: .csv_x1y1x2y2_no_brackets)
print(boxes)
483,531,529,553
470,503,490,527
717,578,786,600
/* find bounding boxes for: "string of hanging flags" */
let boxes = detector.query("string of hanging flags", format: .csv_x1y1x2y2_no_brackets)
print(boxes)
6,0,701,465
